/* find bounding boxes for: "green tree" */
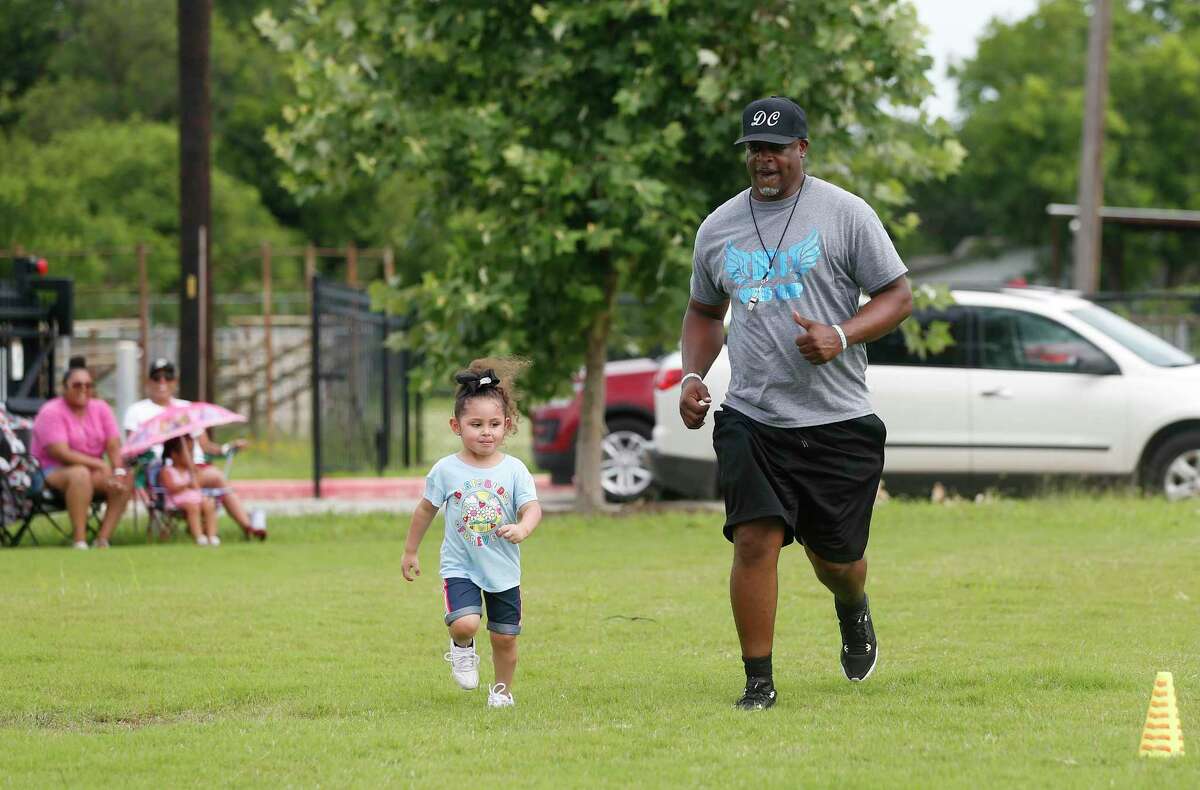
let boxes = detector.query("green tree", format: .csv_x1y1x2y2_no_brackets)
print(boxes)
212,1,408,251
0,0,62,129
915,0,1200,288
11,0,177,141
0,121,299,308
1,0,400,252
260,0,961,507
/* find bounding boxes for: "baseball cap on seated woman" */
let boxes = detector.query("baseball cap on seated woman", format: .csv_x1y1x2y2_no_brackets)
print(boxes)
734,96,808,145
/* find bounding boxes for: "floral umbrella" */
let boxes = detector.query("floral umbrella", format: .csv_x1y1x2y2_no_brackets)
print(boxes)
121,402,246,459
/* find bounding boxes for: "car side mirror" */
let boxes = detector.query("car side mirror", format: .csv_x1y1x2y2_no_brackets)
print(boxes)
1074,354,1119,375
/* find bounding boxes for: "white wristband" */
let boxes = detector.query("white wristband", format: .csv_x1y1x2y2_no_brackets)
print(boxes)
832,324,848,351
679,372,704,388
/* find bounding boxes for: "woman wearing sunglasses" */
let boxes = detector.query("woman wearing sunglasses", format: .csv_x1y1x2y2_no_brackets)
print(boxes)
30,356,133,548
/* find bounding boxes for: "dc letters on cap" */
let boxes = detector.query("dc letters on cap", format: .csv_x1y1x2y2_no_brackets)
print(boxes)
751,110,782,127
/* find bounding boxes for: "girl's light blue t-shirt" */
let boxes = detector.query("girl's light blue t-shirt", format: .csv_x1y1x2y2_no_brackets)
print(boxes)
425,453,538,593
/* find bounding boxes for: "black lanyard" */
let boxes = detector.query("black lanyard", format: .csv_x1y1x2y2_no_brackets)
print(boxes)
746,183,803,312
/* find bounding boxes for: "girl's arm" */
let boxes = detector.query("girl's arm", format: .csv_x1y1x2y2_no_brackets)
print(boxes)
495,501,543,544
402,498,440,582
182,451,201,489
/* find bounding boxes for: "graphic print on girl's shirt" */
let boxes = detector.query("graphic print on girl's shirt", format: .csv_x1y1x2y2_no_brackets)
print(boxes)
453,477,511,548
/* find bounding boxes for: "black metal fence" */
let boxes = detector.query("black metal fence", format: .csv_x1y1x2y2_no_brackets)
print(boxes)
311,276,416,497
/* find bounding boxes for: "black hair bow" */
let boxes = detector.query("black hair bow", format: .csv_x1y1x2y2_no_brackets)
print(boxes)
455,369,499,393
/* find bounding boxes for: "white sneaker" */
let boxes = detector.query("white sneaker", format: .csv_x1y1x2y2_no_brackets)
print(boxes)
444,641,480,690
487,683,515,708
196,535,210,546
72,541,89,550
208,535,221,547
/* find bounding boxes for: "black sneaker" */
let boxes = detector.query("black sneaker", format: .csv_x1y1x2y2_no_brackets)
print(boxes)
734,677,777,710
838,604,878,682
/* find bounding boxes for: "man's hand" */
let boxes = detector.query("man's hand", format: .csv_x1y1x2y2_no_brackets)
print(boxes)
401,551,421,581
792,312,844,365
678,377,713,429
495,523,530,544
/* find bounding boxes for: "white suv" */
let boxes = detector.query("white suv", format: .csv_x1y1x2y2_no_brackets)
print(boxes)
650,288,1200,500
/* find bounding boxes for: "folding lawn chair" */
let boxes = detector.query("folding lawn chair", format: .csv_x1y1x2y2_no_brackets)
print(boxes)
0,413,37,546
0,408,103,547
23,475,105,546
131,450,238,542
133,456,185,541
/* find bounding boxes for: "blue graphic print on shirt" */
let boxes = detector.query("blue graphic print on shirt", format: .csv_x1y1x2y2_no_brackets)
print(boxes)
724,228,823,305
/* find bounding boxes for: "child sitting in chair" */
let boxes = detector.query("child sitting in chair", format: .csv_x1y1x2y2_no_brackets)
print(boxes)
160,435,220,546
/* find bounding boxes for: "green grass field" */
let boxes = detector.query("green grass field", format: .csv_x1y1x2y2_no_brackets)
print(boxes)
2,496,1197,787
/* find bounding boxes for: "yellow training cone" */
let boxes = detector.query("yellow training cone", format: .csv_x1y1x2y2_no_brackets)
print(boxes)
1139,671,1184,758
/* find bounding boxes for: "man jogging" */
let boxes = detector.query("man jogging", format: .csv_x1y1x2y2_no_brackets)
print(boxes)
680,96,912,710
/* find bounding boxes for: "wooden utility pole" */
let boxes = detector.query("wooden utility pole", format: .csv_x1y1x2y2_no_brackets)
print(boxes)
178,0,213,401
261,242,274,441
304,243,317,302
136,242,149,365
383,246,395,281
346,242,359,287
1072,0,1112,294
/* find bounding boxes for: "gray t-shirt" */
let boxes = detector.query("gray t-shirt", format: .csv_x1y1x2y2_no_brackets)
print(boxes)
690,176,907,428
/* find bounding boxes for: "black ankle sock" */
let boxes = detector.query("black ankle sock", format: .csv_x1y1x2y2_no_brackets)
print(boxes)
835,593,870,621
453,638,474,648
743,654,772,682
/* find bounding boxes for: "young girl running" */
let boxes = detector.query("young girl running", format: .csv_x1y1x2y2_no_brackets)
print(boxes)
160,435,220,546
402,359,542,708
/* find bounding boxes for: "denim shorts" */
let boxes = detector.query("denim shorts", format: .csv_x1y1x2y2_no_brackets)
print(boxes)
29,467,47,496
442,577,522,636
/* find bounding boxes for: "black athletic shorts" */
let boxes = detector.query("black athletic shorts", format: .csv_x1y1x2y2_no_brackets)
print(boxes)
712,406,886,563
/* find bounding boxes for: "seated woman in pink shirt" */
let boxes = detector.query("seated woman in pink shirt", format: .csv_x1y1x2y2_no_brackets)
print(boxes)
30,357,133,549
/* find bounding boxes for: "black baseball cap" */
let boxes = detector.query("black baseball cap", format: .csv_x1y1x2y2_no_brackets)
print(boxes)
148,358,176,377
734,96,808,146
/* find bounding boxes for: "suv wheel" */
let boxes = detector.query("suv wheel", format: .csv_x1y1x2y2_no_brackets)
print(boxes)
601,417,654,503
1143,430,1200,501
